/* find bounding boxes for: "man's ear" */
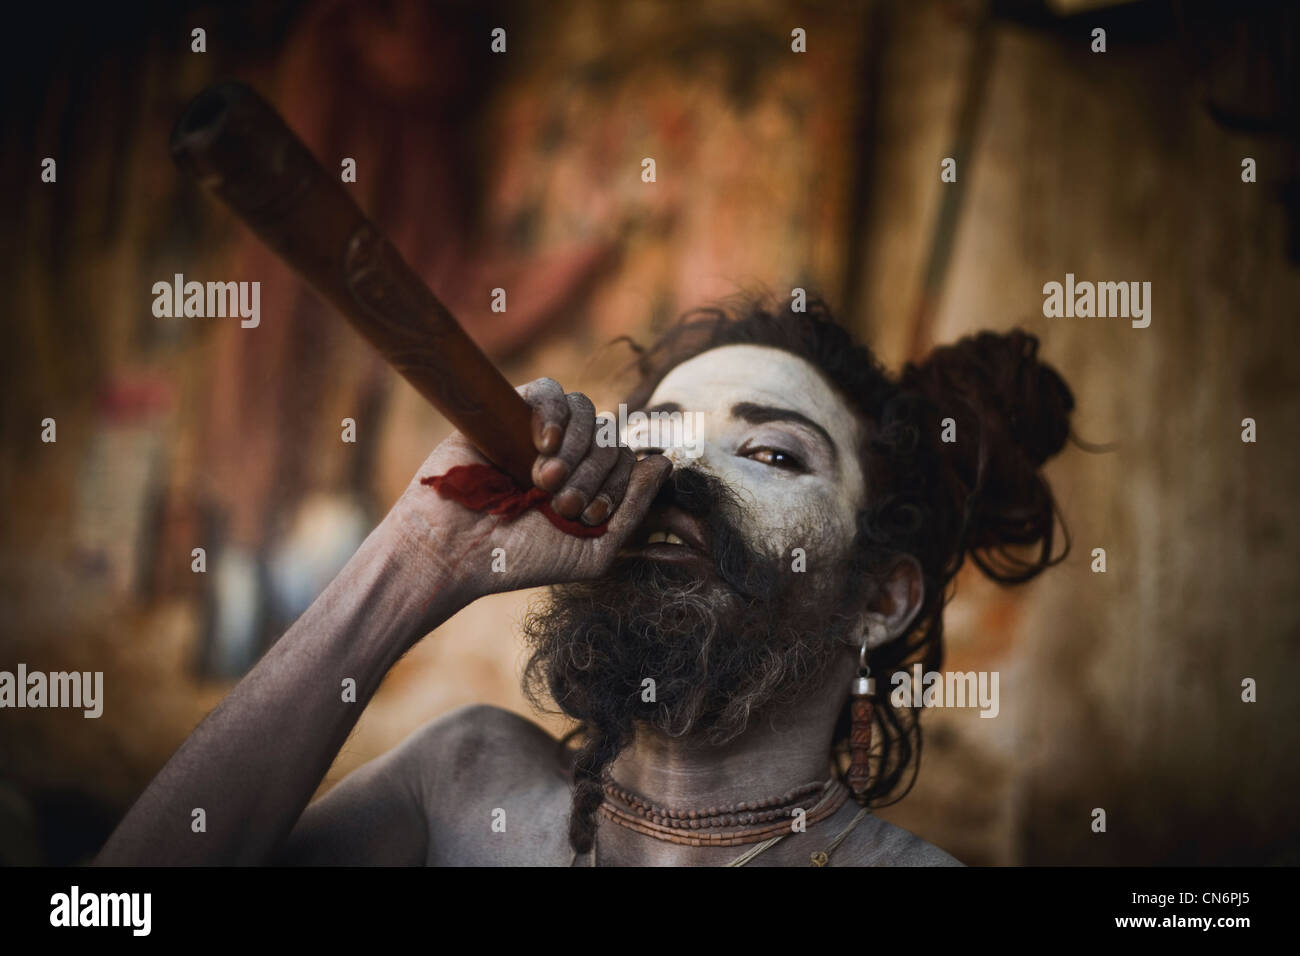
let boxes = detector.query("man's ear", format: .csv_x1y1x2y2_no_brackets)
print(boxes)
862,555,925,650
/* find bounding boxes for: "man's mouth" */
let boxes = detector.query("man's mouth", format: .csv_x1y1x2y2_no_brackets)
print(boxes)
645,531,689,546
617,505,715,571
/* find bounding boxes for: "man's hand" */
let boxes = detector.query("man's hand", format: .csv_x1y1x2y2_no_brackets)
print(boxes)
386,377,672,608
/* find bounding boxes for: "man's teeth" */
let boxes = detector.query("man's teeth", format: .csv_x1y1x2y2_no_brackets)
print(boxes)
646,531,687,546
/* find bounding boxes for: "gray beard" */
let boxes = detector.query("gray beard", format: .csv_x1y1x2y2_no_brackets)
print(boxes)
521,552,855,748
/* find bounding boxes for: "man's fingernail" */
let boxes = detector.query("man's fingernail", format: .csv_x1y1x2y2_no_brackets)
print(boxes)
539,458,569,491
554,488,585,517
581,496,610,525
542,424,562,454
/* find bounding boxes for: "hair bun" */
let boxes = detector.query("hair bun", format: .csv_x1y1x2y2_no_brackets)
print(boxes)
900,329,1074,582
911,330,1073,466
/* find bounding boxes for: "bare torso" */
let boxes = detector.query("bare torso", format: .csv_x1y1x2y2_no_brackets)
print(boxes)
279,705,963,867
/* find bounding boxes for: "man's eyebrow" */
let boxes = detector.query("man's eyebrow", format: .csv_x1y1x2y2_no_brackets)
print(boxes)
731,402,838,462
644,402,682,415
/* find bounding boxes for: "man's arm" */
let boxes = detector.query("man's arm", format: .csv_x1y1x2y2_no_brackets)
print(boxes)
94,514,461,866
94,378,670,866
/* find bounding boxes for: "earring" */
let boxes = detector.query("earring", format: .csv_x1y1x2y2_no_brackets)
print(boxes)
847,618,885,806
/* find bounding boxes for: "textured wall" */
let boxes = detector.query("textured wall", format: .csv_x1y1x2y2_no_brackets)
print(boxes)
856,3,1300,864
1,0,1297,866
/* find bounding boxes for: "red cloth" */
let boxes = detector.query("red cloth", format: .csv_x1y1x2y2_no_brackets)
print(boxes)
421,464,608,538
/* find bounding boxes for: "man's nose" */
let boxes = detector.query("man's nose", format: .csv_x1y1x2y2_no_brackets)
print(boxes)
661,444,694,468
620,408,711,468
627,434,711,470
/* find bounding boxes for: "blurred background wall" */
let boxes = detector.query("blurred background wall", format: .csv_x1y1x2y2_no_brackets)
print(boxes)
2,0,1297,865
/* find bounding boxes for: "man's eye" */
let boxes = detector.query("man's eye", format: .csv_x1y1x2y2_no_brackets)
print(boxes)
635,447,664,461
746,447,804,470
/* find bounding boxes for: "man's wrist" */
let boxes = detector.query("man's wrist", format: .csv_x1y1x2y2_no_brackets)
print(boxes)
375,500,480,634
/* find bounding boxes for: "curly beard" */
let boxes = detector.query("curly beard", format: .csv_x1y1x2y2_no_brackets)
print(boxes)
520,466,858,853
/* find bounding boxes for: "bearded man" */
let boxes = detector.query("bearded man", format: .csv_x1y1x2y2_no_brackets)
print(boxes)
97,297,1075,867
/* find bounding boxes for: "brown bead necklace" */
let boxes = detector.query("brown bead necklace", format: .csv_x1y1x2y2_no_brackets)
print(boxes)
598,772,850,848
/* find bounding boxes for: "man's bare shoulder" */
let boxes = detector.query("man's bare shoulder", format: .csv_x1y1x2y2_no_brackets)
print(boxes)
403,703,570,795
402,704,574,864
833,813,965,867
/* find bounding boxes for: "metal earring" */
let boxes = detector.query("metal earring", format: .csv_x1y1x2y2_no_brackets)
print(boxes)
847,618,885,806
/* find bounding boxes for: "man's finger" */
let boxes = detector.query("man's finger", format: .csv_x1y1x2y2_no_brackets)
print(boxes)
581,446,634,525
534,392,595,492
553,439,620,520
520,378,568,455
602,455,672,540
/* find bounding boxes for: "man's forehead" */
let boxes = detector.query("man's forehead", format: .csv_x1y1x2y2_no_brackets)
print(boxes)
648,344,855,430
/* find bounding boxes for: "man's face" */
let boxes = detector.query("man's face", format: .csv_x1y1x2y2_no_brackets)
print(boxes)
523,344,869,747
622,344,866,582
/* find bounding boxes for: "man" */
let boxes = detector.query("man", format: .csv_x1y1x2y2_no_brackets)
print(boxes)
97,298,1073,866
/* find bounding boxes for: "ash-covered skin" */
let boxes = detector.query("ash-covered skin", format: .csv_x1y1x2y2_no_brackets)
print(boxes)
524,346,890,854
